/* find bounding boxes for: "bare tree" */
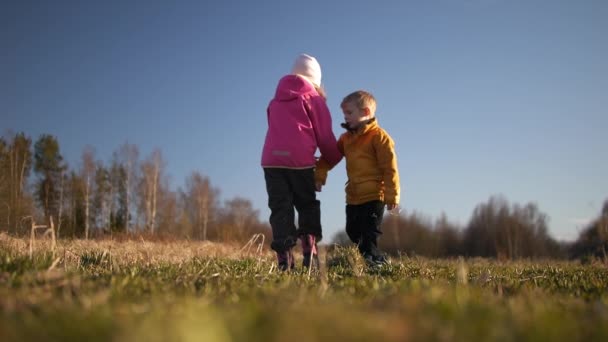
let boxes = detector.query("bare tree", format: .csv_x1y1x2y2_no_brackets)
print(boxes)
81,146,96,239
56,169,65,237
0,138,8,230
115,142,139,232
92,161,113,233
184,172,216,240
155,184,178,235
139,149,164,233
223,197,259,242
464,196,553,259
435,212,463,257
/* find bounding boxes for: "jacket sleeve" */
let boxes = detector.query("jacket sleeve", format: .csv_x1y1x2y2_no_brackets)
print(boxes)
374,131,400,205
315,136,344,185
307,96,343,167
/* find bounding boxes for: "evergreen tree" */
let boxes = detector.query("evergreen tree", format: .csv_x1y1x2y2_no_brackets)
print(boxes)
0,132,33,233
34,134,65,224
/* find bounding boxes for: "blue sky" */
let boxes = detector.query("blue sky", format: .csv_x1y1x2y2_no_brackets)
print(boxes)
2,0,606,241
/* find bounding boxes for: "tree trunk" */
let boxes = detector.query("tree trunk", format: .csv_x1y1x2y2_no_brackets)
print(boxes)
108,181,114,233
150,161,158,233
85,174,89,239
202,197,208,241
9,147,15,233
125,166,130,233
57,171,64,238
44,180,50,221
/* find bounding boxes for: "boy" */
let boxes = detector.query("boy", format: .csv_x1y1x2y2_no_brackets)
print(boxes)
316,90,400,266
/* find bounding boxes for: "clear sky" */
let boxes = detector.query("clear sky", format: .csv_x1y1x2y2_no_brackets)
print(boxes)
2,0,606,242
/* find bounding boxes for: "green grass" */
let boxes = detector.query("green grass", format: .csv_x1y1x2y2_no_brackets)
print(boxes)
1,234,607,341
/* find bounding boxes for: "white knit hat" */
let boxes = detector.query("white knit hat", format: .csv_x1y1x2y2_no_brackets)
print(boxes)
291,53,322,87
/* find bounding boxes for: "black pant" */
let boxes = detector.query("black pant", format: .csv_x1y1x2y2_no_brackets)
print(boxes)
346,200,385,257
264,168,321,252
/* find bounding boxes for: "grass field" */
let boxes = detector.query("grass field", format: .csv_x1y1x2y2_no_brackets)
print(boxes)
1,232,607,342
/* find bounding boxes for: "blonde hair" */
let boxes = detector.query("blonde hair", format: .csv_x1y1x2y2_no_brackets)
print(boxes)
315,85,327,101
341,90,376,116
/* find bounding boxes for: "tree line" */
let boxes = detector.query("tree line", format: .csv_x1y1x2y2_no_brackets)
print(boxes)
333,196,608,260
2,131,605,260
0,132,270,242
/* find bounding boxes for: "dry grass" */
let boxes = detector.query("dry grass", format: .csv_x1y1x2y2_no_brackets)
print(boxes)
1,232,608,342
0,232,274,267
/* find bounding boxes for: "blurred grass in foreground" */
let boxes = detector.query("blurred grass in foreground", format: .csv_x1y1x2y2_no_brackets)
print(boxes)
0,233,607,341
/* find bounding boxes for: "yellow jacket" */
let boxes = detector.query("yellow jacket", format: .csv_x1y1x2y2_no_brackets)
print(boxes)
316,118,400,205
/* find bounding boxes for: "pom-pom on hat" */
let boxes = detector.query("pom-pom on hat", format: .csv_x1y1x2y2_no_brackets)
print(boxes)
291,53,322,87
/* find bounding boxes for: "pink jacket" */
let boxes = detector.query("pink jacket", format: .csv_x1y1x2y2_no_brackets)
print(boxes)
261,75,342,169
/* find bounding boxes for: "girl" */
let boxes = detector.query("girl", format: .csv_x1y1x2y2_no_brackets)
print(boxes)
261,54,342,270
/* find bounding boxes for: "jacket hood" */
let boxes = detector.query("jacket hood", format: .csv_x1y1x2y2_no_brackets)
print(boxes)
274,75,317,101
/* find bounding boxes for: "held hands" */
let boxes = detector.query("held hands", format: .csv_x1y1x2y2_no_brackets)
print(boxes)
386,203,401,216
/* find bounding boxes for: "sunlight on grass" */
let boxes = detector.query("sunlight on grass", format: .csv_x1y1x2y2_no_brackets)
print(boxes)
1,233,607,341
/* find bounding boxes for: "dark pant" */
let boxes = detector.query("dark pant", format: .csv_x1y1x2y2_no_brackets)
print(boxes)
346,200,385,257
264,168,321,252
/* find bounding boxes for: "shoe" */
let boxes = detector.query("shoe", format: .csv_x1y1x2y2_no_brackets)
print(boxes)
363,253,376,267
363,253,389,267
277,249,295,271
373,254,389,266
301,234,319,269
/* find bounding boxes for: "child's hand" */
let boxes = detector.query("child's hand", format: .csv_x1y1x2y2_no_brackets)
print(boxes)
387,204,402,217
315,182,323,192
